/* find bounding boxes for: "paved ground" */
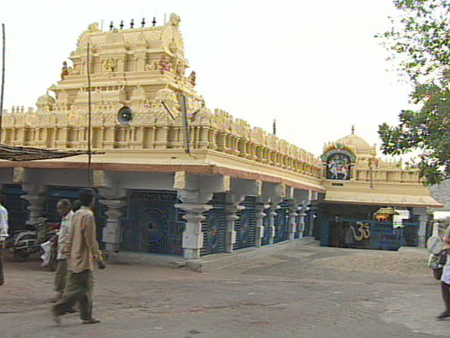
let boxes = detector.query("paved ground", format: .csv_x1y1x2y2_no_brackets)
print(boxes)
0,242,449,338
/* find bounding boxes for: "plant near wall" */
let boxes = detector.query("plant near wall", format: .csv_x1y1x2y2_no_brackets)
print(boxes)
377,0,450,185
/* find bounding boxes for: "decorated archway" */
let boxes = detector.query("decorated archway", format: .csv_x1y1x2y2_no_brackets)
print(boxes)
321,145,356,180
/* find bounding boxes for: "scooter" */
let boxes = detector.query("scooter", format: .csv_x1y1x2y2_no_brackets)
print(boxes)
11,218,58,263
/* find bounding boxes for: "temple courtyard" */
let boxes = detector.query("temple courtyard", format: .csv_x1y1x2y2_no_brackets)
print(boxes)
0,242,448,338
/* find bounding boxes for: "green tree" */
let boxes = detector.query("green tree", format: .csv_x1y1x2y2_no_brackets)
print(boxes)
378,0,450,185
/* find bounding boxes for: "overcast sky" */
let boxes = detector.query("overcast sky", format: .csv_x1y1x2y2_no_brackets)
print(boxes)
1,0,412,156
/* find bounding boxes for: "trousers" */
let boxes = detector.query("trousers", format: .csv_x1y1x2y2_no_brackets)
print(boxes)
54,259,68,293
52,270,93,320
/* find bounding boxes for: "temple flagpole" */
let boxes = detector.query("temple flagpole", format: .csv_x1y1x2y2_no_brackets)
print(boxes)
86,43,93,187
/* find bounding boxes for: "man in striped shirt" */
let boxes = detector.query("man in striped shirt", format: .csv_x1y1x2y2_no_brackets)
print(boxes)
51,199,74,302
0,194,9,286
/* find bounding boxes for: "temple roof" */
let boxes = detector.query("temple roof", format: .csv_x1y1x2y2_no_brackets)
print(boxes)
336,133,371,150
323,128,376,158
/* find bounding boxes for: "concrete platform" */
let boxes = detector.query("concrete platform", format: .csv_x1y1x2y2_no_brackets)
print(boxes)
110,237,318,272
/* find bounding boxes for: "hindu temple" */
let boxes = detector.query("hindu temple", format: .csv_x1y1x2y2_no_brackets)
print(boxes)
0,14,441,263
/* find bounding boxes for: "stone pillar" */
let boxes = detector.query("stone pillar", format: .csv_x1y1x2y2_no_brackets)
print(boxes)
413,207,428,248
21,182,46,225
224,193,245,253
292,188,313,239
287,200,299,240
154,126,169,149
98,188,127,259
135,52,146,71
309,203,319,238
174,172,230,259
296,202,308,239
261,183,286,246
268,202,278,245
255,198,269,247
175,190,213,259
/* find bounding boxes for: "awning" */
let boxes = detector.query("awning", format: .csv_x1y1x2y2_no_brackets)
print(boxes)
0,144,93,162
324,190,443,208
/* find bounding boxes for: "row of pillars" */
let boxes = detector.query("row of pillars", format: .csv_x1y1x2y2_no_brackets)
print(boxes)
175,193,311,259
14,171,315,260
171,173,314,259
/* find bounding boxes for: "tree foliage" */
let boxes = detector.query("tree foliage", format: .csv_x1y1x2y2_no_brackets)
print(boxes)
377,0,450,185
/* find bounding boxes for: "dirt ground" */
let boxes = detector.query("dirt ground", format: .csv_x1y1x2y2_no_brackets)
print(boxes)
0,242,448,338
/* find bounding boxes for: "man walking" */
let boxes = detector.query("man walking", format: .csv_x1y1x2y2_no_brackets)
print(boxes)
51,199,74,302
52,189,105,324
0,194,8,286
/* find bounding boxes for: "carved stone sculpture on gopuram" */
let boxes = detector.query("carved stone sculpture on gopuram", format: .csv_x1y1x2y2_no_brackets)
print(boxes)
0,13,322,179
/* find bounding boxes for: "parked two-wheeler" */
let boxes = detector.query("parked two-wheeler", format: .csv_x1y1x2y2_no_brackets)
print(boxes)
11,219,58,266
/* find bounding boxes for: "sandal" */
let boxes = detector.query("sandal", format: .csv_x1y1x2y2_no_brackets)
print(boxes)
437,310,450,319
50,309,61,325
67,307,78,313
83,317,100,324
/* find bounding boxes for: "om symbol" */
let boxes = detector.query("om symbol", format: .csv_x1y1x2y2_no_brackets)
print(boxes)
350,222,371,242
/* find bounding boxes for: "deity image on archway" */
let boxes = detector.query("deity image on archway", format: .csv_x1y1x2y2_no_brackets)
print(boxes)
327,153,351,180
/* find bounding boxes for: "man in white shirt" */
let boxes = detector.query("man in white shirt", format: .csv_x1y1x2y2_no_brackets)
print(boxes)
0,195,9,286
52,199,74,302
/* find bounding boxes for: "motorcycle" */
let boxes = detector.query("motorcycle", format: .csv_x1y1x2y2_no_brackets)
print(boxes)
11,218,58,266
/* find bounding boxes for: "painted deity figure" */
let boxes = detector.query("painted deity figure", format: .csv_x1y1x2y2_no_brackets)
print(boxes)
159,55,172,74
327,153,351,180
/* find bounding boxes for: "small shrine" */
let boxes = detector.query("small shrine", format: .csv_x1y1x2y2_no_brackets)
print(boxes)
317,128,441,251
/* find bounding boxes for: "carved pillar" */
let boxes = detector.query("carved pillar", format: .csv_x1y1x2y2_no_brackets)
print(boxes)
224,193,245,253
268,202,278,245
57,127,68,148
255,198,269,247
297,202,308,239
413,207,427,248
287,200,299,240
98,188,127,259
135,52,146,71
199,127,210,149
174,172,230,259
261,183,286,245
154,126,169,149
175,190,213,259
21,183,46,225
